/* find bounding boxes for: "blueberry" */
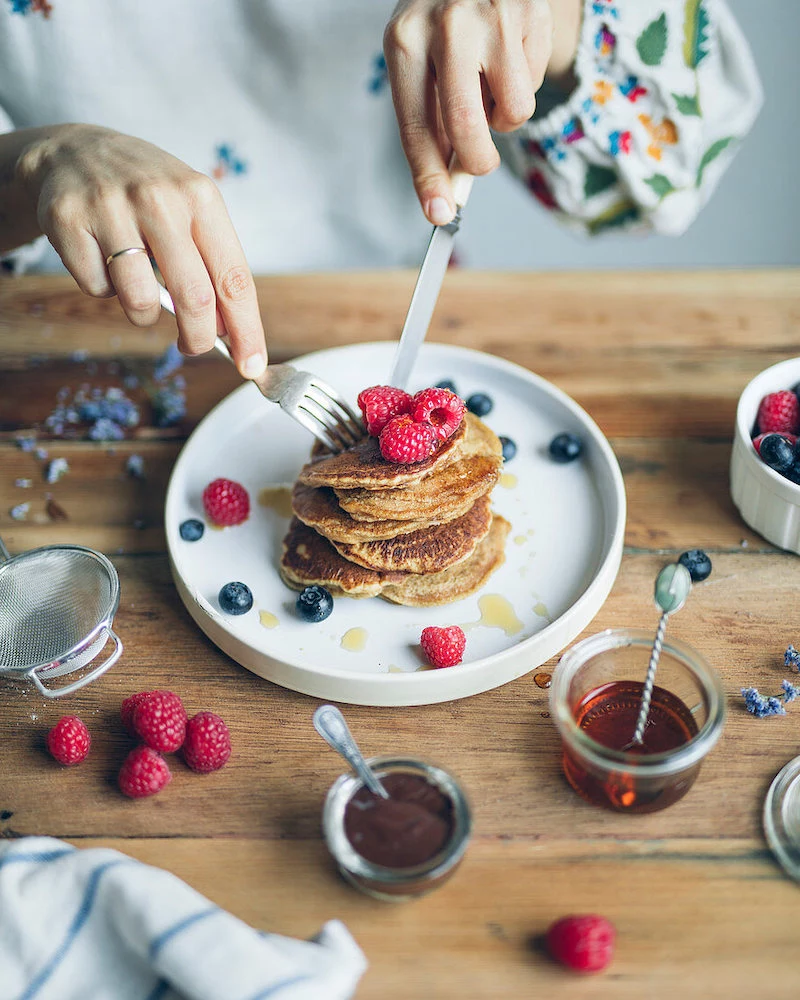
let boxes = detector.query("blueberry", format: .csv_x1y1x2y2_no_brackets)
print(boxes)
677,549,712,583
179,518,205,541
548,433,582,464
760,434,795,473
466,392,493,417
436,380,458,394
499,436,517,462
219,581,253,615
296,585,334,623
784,462,800,485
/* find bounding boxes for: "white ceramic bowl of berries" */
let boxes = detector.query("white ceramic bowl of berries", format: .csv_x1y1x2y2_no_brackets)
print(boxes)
730,358,800,553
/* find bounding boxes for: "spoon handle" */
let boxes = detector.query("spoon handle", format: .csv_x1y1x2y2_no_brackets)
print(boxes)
313,704,389,799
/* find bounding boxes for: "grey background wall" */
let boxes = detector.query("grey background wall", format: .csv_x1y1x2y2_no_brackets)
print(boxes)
460,0,799,269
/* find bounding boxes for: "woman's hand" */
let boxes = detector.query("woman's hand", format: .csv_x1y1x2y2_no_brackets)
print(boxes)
14,124,267,378
383,0,581,224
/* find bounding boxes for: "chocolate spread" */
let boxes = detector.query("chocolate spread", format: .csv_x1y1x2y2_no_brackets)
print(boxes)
344,772,454,868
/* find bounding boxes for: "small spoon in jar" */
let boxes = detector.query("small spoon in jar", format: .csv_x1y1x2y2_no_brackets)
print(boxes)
313,704,389,799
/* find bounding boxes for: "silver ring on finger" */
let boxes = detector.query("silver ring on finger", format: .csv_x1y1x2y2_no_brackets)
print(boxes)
105,246,148,268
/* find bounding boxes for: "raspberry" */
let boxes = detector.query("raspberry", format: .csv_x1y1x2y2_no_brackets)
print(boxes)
420,626,466,668
357,385,413,436
379,414,436,464
202,478,250,526
756,391,800,436
118,746,172,798
132,691,187,753
546,915,616,974
46,716,91,765
412,387,466,441
120,691,151,736
753,432,796,456
182,712,232,773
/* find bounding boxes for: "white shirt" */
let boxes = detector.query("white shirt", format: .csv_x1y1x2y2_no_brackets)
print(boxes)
0,0,762,273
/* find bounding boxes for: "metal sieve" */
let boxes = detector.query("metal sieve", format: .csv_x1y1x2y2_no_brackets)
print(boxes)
0,536,123,698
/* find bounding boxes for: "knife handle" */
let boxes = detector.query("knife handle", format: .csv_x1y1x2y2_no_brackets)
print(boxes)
449,153,475,210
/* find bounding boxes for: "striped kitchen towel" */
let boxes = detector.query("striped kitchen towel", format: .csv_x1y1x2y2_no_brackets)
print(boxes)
0,837,366,1000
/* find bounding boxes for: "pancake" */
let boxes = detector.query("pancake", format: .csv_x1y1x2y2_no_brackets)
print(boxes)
335,415,503,523
296,412,467,490
279,513,510,607
291,483,441,543
329,495,492,574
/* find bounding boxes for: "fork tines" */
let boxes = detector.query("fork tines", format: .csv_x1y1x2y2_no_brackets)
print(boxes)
297,378,364,453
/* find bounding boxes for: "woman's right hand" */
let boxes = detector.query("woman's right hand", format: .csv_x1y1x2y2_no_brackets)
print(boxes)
16,123,267,378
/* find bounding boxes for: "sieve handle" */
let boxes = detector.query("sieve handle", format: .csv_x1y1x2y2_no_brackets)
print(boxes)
30,628,123,698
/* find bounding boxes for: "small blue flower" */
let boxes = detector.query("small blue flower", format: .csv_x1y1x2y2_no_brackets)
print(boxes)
45,457,69,484
781,680,800,704
784,645,800,672
741,687,786,718
126,454,145,479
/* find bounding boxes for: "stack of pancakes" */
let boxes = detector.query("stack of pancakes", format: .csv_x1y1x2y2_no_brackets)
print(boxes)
280,412,511,607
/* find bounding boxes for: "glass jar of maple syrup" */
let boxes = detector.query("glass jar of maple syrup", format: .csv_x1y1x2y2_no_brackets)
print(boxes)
550,629,726,813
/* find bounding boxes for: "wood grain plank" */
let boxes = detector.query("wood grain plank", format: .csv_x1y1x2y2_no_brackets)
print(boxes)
1,552,797,843
66,837,800,1000
1,272,798,438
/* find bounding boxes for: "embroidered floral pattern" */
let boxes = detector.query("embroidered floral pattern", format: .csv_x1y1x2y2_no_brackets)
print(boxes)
591,80,615,106
608,129,632,156
619,75,647,102
526,169,557,210
8,0,52,16
367,53,389,95
211,144,247,180
638,113,678,160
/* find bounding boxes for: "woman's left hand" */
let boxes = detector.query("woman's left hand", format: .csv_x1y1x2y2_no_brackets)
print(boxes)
383,0,580,224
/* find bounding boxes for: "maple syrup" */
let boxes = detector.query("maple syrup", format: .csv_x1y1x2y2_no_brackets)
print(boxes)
563,680,699,812
341,627,368,652
258,486,293,518
258,610,279,629
463,594,523,636
499,473,517,489
534,672,551,689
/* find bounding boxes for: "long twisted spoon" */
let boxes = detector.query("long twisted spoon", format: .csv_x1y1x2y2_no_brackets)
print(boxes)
625,562,693,750
313,704,389,799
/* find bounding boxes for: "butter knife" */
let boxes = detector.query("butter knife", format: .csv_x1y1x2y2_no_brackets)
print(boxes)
389,162,474,390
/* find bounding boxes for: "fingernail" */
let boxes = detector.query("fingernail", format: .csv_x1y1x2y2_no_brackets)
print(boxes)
242,354,267,379
427,197,455,226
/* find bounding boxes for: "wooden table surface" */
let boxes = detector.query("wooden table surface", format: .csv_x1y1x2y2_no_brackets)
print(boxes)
1,271,799,998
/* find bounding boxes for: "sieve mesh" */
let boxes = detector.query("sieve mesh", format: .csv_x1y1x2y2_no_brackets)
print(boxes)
0,548,116,671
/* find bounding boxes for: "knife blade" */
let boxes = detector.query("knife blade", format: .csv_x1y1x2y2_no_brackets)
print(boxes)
389,164,474,390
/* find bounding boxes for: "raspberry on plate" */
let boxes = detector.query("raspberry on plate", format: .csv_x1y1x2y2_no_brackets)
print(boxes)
546,914,616,974
420,626,466,668
379,414,437,464
118,745,172,798
357,385,413,437
412,387,465,441
202,478,250,526
756,391,800,436
183,711,232,773
46,716,91,766
132,691,188,753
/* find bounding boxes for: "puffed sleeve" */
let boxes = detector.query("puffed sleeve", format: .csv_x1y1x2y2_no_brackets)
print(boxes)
495,0,763,235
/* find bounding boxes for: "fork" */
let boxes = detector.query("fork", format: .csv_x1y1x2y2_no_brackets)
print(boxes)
157,284,365,453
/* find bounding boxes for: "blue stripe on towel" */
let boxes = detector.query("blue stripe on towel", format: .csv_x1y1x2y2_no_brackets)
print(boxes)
245,975,314,1000
17,858,131,1000
0,848,74,870
149,907,220,960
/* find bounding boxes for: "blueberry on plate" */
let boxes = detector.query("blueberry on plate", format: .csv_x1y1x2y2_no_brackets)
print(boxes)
436,379,458,394
179,518,205,541
548,433,582,463
296,585,334,623
466,392,493,417
219,581,253,615
677,549,712,583
759,433,795,473
499,436,517,462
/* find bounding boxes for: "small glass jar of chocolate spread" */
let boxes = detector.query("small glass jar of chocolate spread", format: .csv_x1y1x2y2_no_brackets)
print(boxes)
322,756,472,902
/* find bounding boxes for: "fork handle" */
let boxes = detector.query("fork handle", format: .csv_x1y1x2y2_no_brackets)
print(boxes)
157,283,233,364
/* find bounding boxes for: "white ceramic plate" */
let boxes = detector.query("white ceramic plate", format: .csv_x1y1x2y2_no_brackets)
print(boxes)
165,343,626,706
